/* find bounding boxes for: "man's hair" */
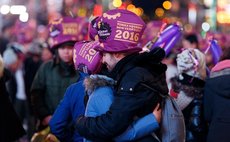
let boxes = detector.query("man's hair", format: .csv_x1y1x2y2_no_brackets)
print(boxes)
184,33,198,44
220,47,230,61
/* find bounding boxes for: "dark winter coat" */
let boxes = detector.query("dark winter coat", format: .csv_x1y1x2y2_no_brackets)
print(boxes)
0,69,25,142
204,60,230,142
75,48,169,141
30,59,81,123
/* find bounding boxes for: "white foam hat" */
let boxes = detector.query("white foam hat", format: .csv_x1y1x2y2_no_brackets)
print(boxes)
177,48,207,80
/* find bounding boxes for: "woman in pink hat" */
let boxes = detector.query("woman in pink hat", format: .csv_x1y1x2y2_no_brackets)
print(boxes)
30,17,87,133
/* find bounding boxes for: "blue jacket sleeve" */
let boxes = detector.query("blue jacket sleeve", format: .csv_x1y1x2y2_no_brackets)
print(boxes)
114,113,159,141
49,87,72,140
49,82,86,141
85,87,114,117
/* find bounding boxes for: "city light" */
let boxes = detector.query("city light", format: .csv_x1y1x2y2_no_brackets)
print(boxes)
0,5,10,15
155,8,164,17
19,12,29,22
188,3,197,25
217,11,230,23
113,0,122,8
163,1,172,10
10,5,27,15
202,22,210,32
127,4,135,11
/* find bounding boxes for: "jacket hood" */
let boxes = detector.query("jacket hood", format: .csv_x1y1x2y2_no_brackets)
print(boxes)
84,74,115,95
208,68,230,98
133,47,167,75
170,75,204,98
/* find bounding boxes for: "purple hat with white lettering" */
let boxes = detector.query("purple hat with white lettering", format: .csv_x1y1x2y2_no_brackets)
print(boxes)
73,41,102,74
48,17,88,49
92,9,146,53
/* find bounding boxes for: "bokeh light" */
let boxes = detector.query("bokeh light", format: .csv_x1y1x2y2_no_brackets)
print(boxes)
0,5,10,15
163,1,172,10
202,22,210,32
113,0,122,8
19,12,29,22
155,8,164,17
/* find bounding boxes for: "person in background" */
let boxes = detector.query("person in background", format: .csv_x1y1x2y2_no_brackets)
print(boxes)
30,17,86,132
0,54,26,142
170,48,207,142
204,47,230,142
3,43,29,135
0,20,15,55
49,41,161,142
75,9,168,141
182,33,199,50
162,51,178,89
41,42,53,62
24,40,44,139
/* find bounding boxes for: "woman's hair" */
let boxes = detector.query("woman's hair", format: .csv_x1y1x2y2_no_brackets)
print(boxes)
184,33,198,44
220,47,230,61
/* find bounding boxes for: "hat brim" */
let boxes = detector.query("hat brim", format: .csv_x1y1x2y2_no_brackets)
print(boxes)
51,40,76,49
94,43,142,53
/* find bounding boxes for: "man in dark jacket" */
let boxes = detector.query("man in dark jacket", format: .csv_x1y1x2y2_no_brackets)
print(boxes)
75,9,169,141
204,47,230,142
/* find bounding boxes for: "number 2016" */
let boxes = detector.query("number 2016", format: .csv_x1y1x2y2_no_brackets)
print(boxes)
85,49,97,62
115,30,139,41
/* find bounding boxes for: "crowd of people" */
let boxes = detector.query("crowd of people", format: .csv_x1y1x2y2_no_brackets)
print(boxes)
0,8,230,142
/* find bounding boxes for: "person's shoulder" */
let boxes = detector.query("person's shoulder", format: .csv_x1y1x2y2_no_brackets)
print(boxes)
39,60,54,69
125,66,151,77
67,80,84,91
64,80,85,98
93,86,113,96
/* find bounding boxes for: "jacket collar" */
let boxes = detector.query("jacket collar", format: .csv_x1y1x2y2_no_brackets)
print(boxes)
211,59,230,72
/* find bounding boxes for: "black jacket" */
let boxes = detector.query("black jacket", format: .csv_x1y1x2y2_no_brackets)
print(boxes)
183,97,207,142
0,69,26,142
75,48,169,141
204,67,230,142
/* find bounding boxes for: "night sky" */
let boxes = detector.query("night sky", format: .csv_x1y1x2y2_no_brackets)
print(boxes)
132,0,165,16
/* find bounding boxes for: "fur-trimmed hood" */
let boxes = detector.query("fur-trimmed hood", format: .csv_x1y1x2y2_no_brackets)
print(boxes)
170,74,205,98
84,75,115,95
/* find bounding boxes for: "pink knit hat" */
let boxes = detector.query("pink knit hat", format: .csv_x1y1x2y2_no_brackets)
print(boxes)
73,41,102,74
92,9,146,53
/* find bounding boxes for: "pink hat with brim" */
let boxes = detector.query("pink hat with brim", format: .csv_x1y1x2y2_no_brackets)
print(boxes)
73,41,102,74
92,9,146,53
48,17,88,49
95,42,142,53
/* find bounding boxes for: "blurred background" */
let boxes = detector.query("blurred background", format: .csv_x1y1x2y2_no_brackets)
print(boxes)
1,1,229,141
1,0,230,67
0,0,230,33
1,0,230,65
